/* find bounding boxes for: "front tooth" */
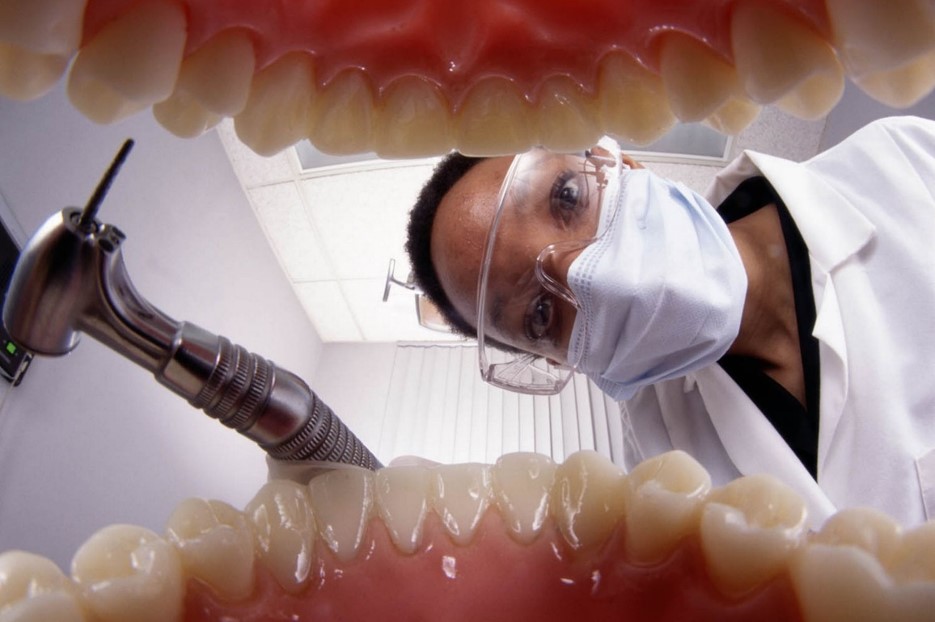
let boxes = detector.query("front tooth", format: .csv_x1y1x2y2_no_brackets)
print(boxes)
307,467,375,562
825,0,935,78
705,95,761,135
0,0,86,55
852,50,935,108
534,76,601,152
491,453,556,545
550,450,626,551
430,464,493,546
622,451,711,564
153,29,256,138
244,480,316,593
0,43,69,101
658,33,739,123
374,76,453,158
66,0,186,124
152,96,222,138
597,52,675,145
374,466,431,555
234,52,317,157
455,76,535,156
165,498,255,601
791,542,935,622
175,30,256,116
0,551,86,622
307,69,375,156
699,474,806,596
731,1,844,120
70,525,183,622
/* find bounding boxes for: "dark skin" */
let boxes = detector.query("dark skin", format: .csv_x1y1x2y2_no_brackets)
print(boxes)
431,155,805,406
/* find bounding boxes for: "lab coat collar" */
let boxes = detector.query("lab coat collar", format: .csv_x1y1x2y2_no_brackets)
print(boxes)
698,151,876,521
713,150,876,274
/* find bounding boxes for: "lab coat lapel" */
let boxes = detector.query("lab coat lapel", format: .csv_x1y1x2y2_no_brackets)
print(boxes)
744,151,874,476
693,365,837,522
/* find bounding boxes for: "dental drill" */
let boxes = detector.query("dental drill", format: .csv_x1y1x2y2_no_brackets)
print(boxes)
1,140,382,470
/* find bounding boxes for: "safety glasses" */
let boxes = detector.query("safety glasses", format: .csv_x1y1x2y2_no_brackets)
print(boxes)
476,143,621,394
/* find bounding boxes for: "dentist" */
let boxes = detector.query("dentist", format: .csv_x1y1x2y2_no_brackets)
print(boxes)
405,116,935,528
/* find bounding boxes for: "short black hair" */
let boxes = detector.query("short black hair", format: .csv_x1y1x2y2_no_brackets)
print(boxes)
405,153,486,338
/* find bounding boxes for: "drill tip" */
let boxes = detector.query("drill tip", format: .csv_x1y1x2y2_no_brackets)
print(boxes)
79,139,135,231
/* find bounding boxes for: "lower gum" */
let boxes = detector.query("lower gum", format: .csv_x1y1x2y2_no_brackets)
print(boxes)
182,509,803,621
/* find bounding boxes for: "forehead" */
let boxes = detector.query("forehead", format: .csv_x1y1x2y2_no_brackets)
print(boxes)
430,157,513,327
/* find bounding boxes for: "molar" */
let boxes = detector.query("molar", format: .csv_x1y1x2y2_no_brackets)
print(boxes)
430,463,493,546
374,76,453,158
550,450,626,551
490,453,556,545
699,474,806,596
69,524,183,622
165,498,255,601
887,522,935,584
0,551,86,622
233,52,317,157
596,52,675,146
791,541,935,622
534,76,601,152
307,69,375,156
455,77,535,156
731,1,844,119
245,480,316,594
812,507,902,565
307,466,375,563
373,466,432,555
622,451,711,564
658,33,739,123
66,0,186,124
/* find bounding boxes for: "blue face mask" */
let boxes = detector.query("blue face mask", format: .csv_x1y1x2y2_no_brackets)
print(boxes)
566,168,748,400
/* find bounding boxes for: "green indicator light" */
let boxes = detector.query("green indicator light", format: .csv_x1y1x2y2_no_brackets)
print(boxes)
6,342,16,355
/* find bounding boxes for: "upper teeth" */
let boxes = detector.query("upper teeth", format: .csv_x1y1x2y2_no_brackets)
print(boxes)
1,0,933,155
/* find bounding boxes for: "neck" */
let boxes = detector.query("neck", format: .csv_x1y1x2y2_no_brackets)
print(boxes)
726,204,799,368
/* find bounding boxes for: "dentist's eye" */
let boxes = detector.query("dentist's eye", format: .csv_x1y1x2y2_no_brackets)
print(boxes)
550,170,585,224
524,294,555,342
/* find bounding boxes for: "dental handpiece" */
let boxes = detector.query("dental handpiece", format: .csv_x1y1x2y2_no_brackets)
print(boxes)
2,140,382,470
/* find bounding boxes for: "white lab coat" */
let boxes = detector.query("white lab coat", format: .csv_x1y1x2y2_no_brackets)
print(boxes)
620,116,935,528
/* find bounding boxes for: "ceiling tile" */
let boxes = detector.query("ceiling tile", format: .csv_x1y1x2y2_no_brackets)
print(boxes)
299,164,435,281
250,183,335,282
293,281,362,341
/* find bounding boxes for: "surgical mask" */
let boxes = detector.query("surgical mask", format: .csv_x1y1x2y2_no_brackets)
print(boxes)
565,168,748,400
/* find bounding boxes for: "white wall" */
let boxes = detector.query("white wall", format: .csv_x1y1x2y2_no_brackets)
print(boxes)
0,86,324,569
312,341,398,462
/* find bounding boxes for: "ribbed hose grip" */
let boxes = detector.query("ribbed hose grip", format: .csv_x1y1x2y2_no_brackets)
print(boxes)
189,335,382,470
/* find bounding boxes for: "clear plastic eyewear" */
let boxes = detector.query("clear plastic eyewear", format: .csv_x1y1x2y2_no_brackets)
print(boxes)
476,143,621,395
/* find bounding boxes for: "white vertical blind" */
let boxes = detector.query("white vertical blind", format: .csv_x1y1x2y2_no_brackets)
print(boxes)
380,343,625,467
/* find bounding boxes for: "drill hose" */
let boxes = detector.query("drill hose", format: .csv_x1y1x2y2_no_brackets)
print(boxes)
189,336,382,470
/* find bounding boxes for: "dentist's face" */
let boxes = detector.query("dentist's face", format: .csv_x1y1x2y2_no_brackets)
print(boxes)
431,152,637,363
